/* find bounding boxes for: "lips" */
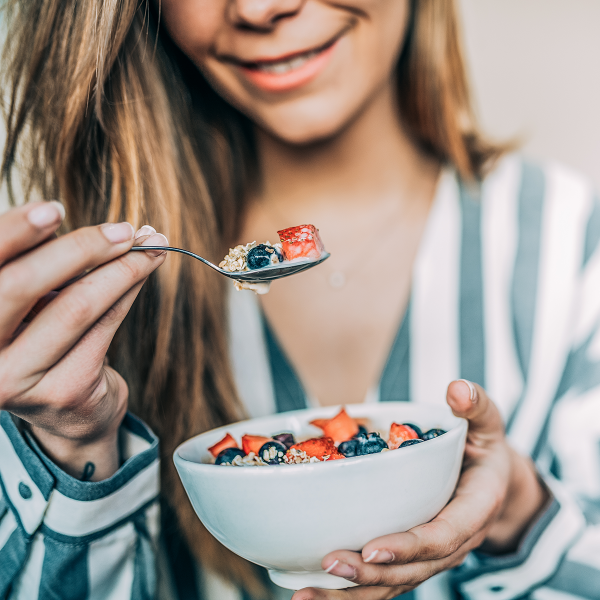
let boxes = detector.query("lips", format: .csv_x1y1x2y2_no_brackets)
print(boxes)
229,34,343,93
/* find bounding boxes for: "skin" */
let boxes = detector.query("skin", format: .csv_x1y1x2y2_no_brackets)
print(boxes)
158,1,549,597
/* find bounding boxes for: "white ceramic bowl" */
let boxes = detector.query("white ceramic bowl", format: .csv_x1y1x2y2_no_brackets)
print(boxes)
174,403,467,590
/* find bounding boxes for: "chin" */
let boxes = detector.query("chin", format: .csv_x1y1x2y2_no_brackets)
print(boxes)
252,96,362,147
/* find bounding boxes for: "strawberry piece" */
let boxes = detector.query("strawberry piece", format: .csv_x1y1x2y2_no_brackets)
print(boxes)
311,408,359,444
277,225,325,261
208,433,239,458
291,437,337,460
242,434,272,456
388,423,419,450
309,418,330,431
324,452,346,461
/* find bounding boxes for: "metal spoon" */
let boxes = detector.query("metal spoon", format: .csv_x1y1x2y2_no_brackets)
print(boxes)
130,246,330,283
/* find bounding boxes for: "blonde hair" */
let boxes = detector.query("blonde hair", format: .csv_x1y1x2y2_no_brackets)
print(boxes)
1,0,504,596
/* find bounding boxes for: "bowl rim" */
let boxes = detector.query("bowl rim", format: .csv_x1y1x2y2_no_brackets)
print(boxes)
173,402,468,474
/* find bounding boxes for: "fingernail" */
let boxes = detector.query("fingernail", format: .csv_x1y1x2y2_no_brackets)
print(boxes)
101,222,134,243
324,560,338,574
141,232,168,257
326,560,356,580
459,379,477,403
134,225,156,240
369,550,395,564
27,201,65,228
364,550,378,563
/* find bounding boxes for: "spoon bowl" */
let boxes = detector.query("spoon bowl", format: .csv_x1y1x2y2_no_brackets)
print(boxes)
130,246,330,283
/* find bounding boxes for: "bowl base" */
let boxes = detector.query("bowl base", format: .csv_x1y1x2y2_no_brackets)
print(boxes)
268,569,358,590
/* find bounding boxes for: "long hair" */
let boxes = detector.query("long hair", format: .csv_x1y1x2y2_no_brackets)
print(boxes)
1,0,505,596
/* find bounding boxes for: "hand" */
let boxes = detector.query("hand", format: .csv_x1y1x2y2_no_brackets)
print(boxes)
292,380,549,600
0,202,168,481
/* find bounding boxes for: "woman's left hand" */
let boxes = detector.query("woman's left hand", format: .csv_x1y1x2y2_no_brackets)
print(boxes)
292,380,549,600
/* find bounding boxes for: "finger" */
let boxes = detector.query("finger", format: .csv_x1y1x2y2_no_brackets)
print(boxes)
292,585,410,600
51,224,157,291
5,232,167,381
10,291,60,340
23,291,60,323
0,221,137,344
0,201,65,267
446,380,505,443
42,279,146,390
22,283,143,438
5,275,142,425
319,528,478,590
334,467,505,577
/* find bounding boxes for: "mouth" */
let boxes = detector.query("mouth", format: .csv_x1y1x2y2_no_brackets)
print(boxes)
227,29,348,93
241,34,338,74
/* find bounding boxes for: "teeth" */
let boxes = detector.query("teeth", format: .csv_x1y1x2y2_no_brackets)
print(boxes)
255,50,318,75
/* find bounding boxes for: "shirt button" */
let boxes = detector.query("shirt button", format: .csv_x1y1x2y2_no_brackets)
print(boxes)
18,482,32,500
489,585,504,593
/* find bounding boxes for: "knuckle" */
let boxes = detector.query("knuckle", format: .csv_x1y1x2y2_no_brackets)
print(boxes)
433,521,462,557
59,292,95,326
115,254,146,282
70,227,98,257
358,569,385,587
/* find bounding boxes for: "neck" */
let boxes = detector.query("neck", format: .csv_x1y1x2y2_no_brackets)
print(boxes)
253,81,439,218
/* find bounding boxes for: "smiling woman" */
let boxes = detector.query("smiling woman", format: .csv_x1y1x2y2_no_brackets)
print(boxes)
0,1,598,600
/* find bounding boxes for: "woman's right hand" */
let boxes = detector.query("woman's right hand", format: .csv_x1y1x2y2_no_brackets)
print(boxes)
0,201,168,481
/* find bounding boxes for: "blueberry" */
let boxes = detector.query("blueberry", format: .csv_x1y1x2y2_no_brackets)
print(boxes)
215,447,245,465
247,244,282,270
338,439,359,457
402,423,423,438
353,425,368,439
273,433,295,449
356,432,388,455
354,430,368,443
258,441,288,465
399,439,424,448
422,428,446,441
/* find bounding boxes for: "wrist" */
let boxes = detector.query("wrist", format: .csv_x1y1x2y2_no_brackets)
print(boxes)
481,448,550,554
28,424,121,482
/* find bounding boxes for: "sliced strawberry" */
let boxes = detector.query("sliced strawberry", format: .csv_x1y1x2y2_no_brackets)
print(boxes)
321,408,359,444
208,433,239,458
323,452,346,461
388,423,419,450
242,434,272,456
277,225,325,261
291,437,337,460
309,418,331,431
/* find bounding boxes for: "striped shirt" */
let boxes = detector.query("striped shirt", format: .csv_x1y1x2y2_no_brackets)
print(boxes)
2,155,600,600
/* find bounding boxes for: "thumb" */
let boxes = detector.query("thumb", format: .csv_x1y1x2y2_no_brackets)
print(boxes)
446,379,505,443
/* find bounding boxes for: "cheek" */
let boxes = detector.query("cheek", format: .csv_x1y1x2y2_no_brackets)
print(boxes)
159,0,224,59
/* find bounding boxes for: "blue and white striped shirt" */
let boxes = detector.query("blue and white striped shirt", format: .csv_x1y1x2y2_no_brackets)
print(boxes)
2,155,600,599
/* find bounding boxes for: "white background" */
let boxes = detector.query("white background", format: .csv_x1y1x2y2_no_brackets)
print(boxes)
459,0,600,189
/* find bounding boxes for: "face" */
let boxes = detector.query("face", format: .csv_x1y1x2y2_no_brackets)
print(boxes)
160,0,411,144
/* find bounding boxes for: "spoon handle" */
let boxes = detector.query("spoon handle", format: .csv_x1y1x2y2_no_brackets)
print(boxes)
129,245,222,272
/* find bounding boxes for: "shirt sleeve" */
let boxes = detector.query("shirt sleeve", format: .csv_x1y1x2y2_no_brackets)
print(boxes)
452,193,600,600
0,410,160,600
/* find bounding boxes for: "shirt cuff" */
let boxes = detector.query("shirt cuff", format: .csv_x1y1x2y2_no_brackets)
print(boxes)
0,410,159,541
451,476,586,600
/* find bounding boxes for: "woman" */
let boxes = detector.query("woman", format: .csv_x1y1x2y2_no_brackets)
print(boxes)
0,1,598,599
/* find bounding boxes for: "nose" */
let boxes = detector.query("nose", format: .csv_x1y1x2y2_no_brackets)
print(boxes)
228,0,304,30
